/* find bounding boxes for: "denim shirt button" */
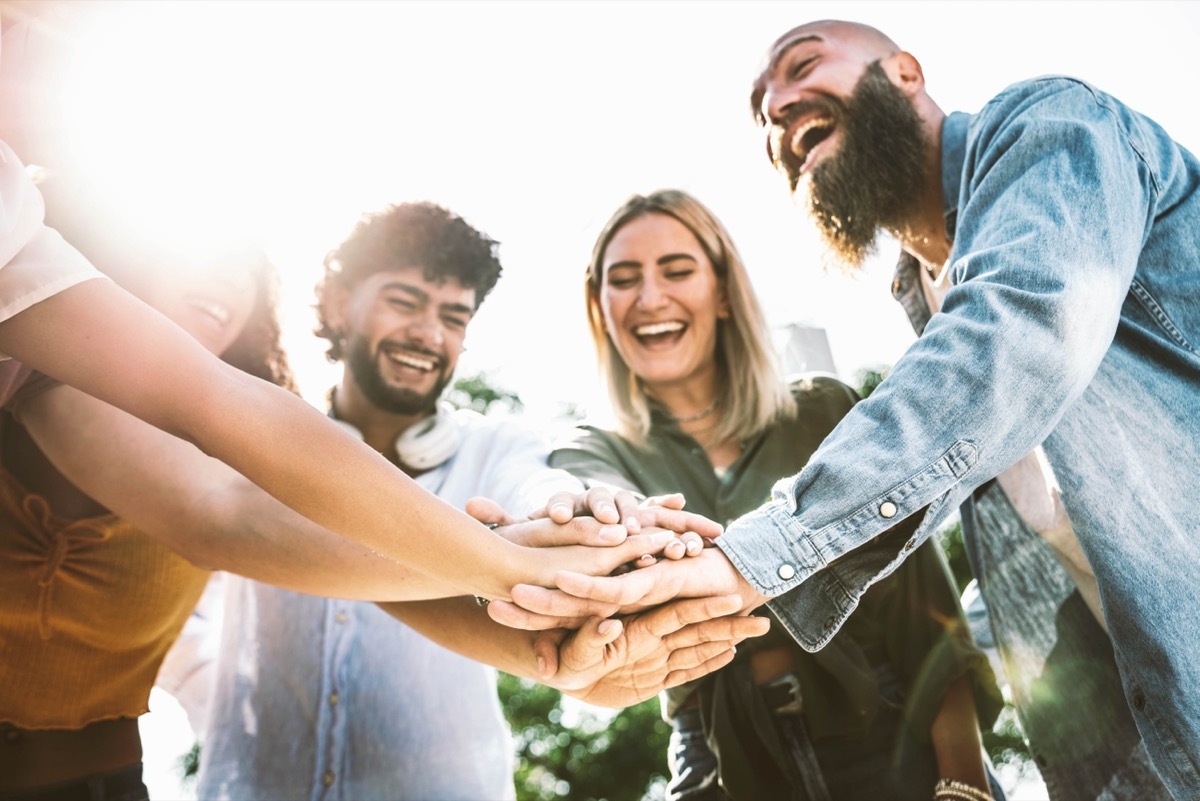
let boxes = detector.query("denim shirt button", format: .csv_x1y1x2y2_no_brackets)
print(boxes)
879,501,898,518
777,564,796,580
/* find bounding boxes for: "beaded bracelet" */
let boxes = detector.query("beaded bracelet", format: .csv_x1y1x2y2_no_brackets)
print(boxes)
933,778,993,801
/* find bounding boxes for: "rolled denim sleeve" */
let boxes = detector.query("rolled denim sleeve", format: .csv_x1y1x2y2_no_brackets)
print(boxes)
721,78,1155,650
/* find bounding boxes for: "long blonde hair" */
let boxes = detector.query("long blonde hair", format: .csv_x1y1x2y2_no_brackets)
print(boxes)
585,189,795,445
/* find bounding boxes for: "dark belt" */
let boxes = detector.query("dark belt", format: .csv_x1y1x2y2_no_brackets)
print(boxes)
760,671,804,716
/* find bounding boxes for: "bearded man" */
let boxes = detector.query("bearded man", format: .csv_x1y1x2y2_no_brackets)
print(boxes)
497,20,1199,801
193,202,763,801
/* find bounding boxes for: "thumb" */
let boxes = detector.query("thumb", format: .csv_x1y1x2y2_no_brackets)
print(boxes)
465,496,520,526
558,616,622,675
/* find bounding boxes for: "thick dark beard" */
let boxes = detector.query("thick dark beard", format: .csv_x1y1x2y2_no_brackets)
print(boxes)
345,334,450,415
799,61,929,273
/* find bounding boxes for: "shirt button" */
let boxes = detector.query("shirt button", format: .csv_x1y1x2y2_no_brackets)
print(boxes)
336,611,348,624
879,501,898,519
323,771,335,787
778,564,796,580
329,692,339,706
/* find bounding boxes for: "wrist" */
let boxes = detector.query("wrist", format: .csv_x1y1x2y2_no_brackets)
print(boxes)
933,778,992,801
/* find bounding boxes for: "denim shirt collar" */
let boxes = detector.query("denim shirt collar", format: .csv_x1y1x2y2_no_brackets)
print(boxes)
891,111,971,337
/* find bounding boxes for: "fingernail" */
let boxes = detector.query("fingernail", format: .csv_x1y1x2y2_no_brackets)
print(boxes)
536,656,547,677
552,503,571,518
639,553,655,563
598,619,615,636
623,517,641,534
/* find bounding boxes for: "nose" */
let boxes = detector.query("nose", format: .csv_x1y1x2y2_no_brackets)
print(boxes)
406,310,445,348
636,275,668,310
763,77,801,127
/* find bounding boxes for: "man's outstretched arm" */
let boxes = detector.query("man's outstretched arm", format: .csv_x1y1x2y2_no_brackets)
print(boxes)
381,593,769,708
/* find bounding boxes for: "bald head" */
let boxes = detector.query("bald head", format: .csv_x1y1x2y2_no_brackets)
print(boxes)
768,21,900,63
751,20,902,123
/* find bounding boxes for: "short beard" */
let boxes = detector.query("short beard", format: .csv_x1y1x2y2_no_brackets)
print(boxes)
345,334,450,415
796,61,929,274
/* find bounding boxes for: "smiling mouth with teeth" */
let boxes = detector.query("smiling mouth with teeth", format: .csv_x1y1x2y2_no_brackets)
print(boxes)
789,115,836,171
633,321,686,343
385,350,438,372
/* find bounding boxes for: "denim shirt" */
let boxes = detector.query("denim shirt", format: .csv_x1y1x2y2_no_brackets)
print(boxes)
719,77,1200,795
197,410,583,801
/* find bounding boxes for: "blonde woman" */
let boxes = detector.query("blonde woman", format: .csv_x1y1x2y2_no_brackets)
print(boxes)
548,190,1004,801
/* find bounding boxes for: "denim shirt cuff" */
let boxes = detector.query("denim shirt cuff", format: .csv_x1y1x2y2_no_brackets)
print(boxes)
716,500,823,597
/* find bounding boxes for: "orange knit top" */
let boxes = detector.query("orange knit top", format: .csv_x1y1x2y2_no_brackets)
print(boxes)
0,445,210,729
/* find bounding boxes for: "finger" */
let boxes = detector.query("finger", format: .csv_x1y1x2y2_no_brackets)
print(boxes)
543,490,581,524
611,489,643,534
513,581,624,619
465,496,521,527
487,597,593,631
584,486,621,525
636,594,744,638
555,568,660,608
558,615,623,671
509,517,628,548
594,530,675,572
663,647,739,689
662,614,772,648
661,538,688,561
662,638,744,673
631,552,660,569
680,531,705,557
532,629,565,679
643,492,686,510
634,507,724,539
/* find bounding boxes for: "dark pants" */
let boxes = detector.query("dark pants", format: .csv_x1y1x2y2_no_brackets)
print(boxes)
0,765,148,801
667,667,1006,801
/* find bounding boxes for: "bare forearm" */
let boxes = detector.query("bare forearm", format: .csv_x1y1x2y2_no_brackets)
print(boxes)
4,281,532,598
930,676,989,791
195,483,466,600
22,384,484,600
378,597,543,678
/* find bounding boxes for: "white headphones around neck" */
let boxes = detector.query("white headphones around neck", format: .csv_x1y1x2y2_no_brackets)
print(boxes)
329,401,461,471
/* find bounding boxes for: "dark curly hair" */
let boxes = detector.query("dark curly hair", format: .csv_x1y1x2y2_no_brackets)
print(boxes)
315,202,503,362
215,250,297,392
40,175,296,392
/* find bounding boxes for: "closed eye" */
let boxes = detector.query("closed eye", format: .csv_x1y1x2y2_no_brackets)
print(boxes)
388,296,418,312
788,55,818,82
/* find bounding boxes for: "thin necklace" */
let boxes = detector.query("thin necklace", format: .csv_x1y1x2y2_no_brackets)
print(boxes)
671,400,718,424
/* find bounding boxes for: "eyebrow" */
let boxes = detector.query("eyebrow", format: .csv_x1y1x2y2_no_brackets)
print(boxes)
381,281,475,315
766,34,823,77
606,253,698,272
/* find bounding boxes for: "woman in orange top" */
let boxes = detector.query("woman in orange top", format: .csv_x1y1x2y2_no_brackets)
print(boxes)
0,180,762,801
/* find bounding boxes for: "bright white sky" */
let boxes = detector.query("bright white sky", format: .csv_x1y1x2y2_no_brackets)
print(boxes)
56,0,1200,427
47,2,1196,796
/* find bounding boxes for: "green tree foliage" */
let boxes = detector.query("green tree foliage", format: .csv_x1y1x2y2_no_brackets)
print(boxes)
447,372,524,415
499,674,671,801
853,365,890,399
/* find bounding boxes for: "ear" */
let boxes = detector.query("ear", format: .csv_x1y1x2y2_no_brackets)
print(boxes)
321,281,352,336
717,284,731,320
881,50,925,98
